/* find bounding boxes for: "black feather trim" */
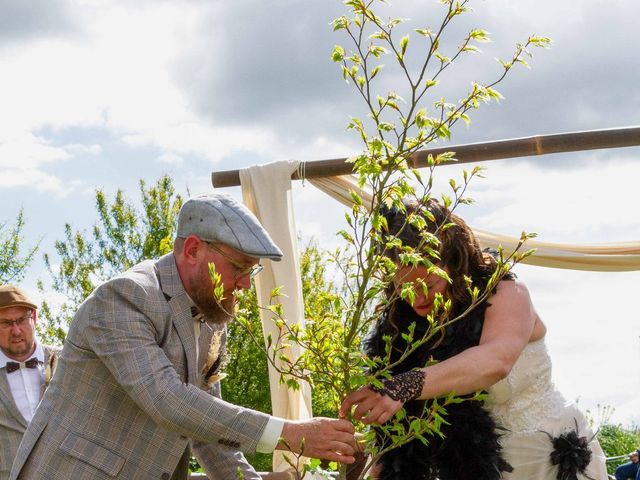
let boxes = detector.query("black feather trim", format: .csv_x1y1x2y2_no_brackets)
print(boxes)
365,262,515,479
545,420,595,480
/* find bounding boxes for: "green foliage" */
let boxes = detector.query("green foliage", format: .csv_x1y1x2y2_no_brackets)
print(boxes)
223,287,274,472
227,242,349,472
37,175,183,344
597,422,640,475
0,209,39,284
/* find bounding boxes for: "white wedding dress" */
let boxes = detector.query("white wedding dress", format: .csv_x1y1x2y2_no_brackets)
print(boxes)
485,337,608,480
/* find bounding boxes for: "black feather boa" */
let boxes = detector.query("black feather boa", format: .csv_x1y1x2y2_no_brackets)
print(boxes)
364,269,514,480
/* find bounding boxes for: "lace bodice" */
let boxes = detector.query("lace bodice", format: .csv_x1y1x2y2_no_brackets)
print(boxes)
485,337,567,434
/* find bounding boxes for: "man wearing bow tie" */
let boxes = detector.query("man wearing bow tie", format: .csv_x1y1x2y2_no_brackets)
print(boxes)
0,286,58,480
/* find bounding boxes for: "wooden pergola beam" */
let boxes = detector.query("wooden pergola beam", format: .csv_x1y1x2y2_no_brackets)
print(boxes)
211,126,640,188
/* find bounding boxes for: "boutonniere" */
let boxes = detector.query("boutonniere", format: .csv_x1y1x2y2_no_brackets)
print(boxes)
44,351,58,388
202,330,227,387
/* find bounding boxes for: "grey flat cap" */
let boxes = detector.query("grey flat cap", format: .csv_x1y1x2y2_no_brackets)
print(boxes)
177,192,283,261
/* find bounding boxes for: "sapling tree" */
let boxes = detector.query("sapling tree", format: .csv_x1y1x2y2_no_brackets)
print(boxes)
218,1,549,478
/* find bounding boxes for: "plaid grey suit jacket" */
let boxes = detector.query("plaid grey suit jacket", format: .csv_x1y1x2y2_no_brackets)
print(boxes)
10,254,270,480
0,345,58,480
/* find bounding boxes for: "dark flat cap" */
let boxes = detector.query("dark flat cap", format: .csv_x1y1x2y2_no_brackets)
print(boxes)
177,192,283,260
0,285,38,311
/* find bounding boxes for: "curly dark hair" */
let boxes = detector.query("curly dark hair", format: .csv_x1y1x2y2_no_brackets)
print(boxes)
380,198,499,304
366,198,514,480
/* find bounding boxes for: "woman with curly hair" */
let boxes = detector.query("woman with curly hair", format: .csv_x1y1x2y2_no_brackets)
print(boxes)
340,198,607,480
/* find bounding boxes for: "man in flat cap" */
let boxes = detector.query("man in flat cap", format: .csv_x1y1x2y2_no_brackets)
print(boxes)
0,286,58,480
11,193,356,480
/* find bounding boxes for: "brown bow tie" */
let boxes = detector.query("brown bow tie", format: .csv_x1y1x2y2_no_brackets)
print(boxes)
5,358,40,374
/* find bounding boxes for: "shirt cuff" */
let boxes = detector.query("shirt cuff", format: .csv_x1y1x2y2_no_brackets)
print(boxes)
256,417,285,453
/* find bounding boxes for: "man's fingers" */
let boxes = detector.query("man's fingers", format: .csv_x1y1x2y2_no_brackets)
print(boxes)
330,418,356,434
302,438,356,464
281,417,358,463
313,449,355,464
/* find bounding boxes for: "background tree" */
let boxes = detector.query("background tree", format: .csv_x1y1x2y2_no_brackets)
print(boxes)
0,209,38,283
37,175,183,343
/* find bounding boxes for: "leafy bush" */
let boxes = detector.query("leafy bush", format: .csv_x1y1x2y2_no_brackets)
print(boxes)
598,423,640,475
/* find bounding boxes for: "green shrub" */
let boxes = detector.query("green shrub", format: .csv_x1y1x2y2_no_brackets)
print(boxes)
598,423,640,475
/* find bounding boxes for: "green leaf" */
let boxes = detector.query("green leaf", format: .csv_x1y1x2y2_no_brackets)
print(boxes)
331,45,345,63
461,45,480,53
528,35,552,47
435,52,451,64
370,30,387,40
369,45,388,57
435,122,451,139
388,17,405,28
469,29,491,43
400,35,409,55
370,64,383,80
350,190,363,206
332,16,349,31
415,28,433,37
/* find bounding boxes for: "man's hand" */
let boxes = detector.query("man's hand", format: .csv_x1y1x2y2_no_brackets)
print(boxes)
278,418,356,464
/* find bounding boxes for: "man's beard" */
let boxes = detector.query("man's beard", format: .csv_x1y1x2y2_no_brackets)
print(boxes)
3,337,34,359
189,276,235,324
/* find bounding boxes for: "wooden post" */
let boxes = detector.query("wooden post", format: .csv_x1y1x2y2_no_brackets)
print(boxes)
211,126,640,188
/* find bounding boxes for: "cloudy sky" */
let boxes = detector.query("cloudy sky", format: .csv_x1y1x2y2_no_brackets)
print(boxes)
1,0,639,426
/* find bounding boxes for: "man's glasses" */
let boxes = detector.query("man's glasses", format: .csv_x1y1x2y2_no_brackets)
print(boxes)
0,312,33,330
204,241,264,279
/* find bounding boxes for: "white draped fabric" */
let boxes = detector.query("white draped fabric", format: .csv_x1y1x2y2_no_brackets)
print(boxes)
239,161,313,473
309,174,640,272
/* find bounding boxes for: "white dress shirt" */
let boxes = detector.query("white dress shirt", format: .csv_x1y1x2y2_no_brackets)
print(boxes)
0,341,45,422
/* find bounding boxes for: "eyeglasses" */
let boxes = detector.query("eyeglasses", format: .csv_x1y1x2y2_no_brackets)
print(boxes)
203,241,264,279
0,312,33,330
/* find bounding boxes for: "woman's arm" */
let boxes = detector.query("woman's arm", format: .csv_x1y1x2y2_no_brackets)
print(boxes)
341,279,540,424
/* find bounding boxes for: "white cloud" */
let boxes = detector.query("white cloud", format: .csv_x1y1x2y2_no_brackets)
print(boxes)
0,169,65,194
0,132,70,169
156,152,184,167
451,156,640,242
123,122,278,163
64,144,102,156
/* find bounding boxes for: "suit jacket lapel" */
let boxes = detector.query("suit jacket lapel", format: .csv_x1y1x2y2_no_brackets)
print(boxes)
156,254,198,384
0,369,28,428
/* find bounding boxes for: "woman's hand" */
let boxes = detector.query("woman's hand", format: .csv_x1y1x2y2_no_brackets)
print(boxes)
339,386,404,425
341,370,425,424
